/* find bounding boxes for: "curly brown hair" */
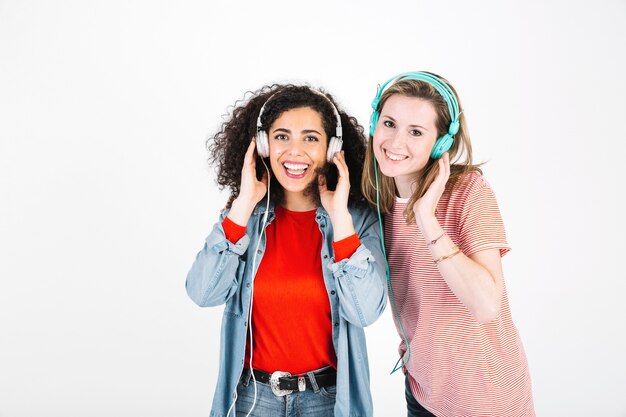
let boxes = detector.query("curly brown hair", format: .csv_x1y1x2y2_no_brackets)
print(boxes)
208,84,368,208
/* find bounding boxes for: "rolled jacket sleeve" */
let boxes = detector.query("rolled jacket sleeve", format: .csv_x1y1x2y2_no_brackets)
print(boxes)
327,208,387,327
185,211,250,307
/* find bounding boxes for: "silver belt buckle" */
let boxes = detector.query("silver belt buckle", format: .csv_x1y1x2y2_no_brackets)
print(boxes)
269,371,293,396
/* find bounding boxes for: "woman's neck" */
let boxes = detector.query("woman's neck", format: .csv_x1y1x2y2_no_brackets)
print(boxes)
282,191,317,212
394,174,419,199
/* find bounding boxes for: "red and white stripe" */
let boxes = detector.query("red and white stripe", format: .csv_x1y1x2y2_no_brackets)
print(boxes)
385,172,535,416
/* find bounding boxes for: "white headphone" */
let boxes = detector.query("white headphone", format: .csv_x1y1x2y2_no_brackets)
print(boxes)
255,88,343,162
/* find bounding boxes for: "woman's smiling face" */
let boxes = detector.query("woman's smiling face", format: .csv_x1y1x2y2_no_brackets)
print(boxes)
372,94,439,182
268,106,328,202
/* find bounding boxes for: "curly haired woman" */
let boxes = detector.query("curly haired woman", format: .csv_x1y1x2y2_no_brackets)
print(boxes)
186,84,387,417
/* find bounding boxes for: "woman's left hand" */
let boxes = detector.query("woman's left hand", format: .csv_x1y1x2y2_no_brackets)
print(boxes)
413,152,450,223
319,151,355,240
319,151,350,217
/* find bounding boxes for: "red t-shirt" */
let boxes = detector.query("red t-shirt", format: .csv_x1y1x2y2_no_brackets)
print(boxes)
223,206,359,374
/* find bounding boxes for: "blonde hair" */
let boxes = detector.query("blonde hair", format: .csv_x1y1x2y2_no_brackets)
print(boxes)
361,74,482,224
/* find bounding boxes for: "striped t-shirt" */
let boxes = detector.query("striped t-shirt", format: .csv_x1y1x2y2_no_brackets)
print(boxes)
385,172,535,416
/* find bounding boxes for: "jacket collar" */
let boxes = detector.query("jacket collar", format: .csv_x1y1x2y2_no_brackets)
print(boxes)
252,199,330,219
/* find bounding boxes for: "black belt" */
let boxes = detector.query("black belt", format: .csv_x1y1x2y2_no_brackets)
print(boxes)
251,368,336,396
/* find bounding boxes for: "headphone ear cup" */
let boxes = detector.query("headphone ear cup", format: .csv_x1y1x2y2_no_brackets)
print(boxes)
369,111,379,137
326,137,343,163
256,130,269,158
430,134,454,159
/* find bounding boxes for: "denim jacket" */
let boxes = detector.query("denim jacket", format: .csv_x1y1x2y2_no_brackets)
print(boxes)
186,201,387,417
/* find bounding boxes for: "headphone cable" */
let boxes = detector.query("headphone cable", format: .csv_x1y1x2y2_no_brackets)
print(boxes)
374,156,411,374
226,159,271,417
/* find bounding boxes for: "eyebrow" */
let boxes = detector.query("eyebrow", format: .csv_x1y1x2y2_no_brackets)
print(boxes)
382,115,430,132
272,128,323,135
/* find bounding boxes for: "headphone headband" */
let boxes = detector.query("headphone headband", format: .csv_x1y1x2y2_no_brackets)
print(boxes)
370,71,460,135
256,88,343,140
369,71,461,159
255,87,343,161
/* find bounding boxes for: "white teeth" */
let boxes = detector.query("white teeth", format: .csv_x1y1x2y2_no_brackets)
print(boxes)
283,162,308,171
385,150,407,161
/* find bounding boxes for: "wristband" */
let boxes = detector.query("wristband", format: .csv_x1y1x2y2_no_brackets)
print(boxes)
427,232,445,246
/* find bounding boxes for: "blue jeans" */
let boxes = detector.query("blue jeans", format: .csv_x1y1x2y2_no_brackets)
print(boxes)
235,369,336,417
405,376,435,417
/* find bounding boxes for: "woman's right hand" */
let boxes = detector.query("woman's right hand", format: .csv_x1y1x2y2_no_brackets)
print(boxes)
227,139,268,226
413,152,450,229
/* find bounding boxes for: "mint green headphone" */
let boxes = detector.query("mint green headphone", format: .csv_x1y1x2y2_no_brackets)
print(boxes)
369,71,460,159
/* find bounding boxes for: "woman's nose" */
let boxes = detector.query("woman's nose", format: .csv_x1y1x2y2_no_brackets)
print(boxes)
389,130,405,149
286,140,303,156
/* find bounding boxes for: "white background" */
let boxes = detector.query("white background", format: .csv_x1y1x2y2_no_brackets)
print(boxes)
1,0,625,416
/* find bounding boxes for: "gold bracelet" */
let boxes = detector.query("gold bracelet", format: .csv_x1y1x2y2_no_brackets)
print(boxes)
434,246,461,264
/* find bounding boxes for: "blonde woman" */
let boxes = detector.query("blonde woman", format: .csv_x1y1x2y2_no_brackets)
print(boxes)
362,71,534,417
